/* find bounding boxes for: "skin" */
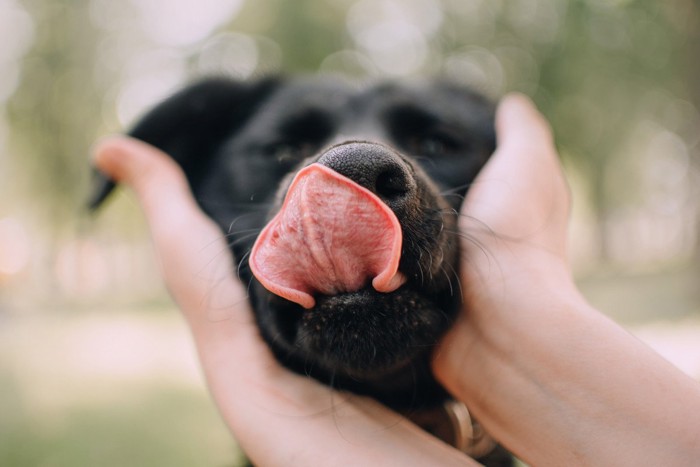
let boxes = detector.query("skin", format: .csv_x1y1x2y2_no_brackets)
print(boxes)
93,94,700,466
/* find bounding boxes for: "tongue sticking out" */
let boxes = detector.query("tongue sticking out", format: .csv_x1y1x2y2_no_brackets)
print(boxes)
250,163,405,309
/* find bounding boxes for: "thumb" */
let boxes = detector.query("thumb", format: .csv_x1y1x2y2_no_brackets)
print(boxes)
495,93,556,156
92,136,195,229
460,93,570,254
92,136,252,326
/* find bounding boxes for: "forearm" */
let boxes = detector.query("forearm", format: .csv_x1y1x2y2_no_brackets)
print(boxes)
435,258,700,466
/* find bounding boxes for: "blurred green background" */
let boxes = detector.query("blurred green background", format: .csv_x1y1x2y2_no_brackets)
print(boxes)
1,0,699,465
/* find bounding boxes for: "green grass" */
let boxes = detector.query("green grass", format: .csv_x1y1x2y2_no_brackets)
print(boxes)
0,310,244,467
0,377,241,467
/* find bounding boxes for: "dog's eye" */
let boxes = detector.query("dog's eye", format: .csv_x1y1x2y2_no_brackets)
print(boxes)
408,132,460,157
418,137,447,156
271,142,317,164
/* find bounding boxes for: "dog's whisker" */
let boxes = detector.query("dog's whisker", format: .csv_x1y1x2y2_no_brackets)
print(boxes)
450,213,503,238
227,212,264,234
225,231,261,249
328,372,364,441
433,244,450,292
237,250,252,282
426,249,434,281
430,207,460,217
414,243,426,286
440,181,475,196
245,274,255,299
223,227,262,240
303,351,315,378
411,155,438,167
441,265,454,297
447,230,493,261
435,244,445,268
196,198,274,209
442,192,467,203
443,257,464,303
203,276,233,321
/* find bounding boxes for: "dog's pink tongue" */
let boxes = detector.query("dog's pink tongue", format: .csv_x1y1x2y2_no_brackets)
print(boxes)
250,163,405,309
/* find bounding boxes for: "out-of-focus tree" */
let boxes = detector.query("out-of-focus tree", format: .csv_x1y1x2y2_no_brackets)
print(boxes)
7,0,104,233
530,0,697,261
6,0,700,268
221,0,700,262
675,0,700,256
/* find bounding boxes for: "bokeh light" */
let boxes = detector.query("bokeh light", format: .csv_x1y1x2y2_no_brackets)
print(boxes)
2,1,700,465
130,0,244,46
0,217,30,277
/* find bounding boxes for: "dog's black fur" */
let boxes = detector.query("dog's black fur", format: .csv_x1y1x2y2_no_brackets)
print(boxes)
91,76,511,464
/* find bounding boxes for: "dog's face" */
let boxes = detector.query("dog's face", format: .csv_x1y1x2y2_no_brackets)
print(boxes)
92,76,495,408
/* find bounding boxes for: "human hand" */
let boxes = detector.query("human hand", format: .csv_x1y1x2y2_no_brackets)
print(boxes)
432,92,578,461
435,92,575,360
433,95,700,466
92,136,478,466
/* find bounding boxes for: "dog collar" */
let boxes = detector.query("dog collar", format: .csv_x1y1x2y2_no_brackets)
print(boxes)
404,399,497,458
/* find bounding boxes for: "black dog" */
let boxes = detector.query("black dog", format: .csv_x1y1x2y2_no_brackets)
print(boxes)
91,76,512,464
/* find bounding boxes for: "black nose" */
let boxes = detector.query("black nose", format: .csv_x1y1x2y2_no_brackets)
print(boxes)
316,142,416,206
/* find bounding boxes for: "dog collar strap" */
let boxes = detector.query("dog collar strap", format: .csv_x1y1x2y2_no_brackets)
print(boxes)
250,163,406,309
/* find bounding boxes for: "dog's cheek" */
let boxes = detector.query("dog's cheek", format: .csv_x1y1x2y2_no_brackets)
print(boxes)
399,181,459,290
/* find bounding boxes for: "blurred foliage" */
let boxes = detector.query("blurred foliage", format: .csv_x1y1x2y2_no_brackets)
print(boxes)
8,0,104,232
0,310,239,466
2,3,699,466
0,379,237,467
2,0,699,265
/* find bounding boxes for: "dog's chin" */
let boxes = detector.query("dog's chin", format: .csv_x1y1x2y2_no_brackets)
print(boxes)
258,285,456,380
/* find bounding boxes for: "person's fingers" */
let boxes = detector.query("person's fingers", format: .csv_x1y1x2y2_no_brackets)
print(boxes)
92,136,253,329
460,93,570,255
93,136,203,241
495,93,555,156
433,95,574,422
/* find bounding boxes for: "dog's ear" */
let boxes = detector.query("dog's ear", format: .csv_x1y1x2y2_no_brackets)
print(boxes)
88,76,280,210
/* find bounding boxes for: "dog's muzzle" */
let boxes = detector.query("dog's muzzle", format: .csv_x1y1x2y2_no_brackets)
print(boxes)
250,142,413,308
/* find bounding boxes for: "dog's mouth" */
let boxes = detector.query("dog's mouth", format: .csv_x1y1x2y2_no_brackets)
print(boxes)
250,163,407,309
249,142,460,380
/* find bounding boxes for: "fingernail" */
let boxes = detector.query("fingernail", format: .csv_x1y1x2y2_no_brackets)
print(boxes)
501,92,533,112
91,136,133,180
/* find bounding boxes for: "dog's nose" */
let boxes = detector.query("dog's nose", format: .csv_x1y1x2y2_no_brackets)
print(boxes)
316,142,416,206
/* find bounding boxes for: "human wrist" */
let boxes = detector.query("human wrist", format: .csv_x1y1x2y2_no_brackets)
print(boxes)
431,274,593,463
433,250,589,408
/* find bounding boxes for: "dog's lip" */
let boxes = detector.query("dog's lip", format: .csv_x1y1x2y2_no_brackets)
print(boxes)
250,163,406,309
373,269,407,294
